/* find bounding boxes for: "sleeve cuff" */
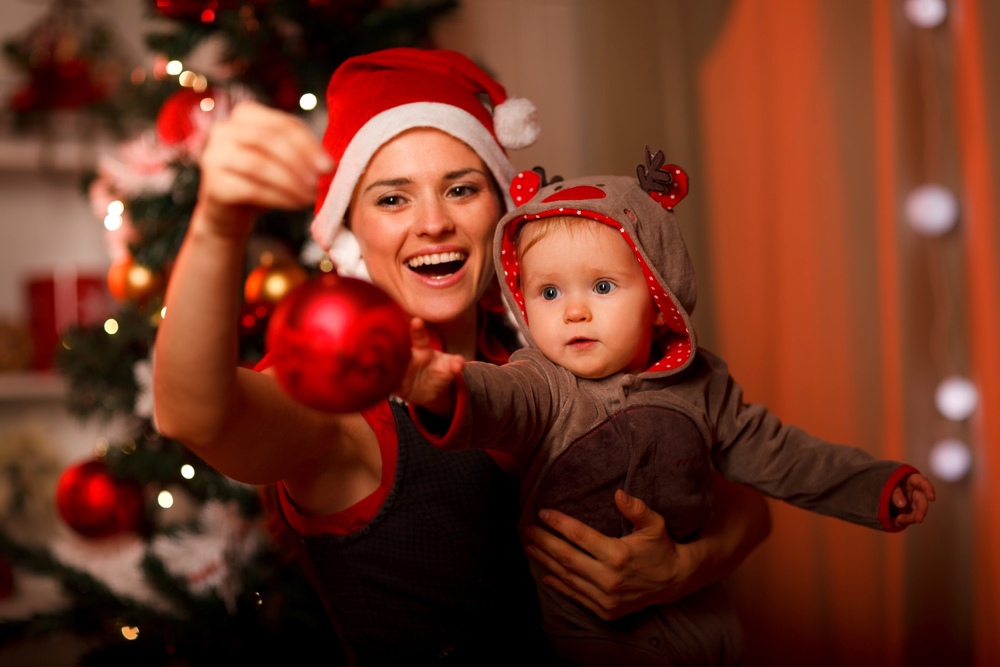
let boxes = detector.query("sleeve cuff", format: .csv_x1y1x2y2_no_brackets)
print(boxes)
878,464,919,532
408,373,468,448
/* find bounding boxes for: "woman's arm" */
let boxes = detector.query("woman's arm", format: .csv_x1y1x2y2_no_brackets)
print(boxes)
522,472,770,620
154,102,379,507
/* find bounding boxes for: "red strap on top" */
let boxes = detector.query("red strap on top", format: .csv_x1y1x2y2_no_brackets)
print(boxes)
276,401,398,536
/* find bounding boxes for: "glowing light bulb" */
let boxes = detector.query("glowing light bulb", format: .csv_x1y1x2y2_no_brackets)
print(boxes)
929,438,972,482
161,306,167,319
178,70,197,87
121,625,140,640
193,74,208,92
200,97,215,112
157,490,174,508
905,0,947,27
905,184,959,235
935,376,978,420
107,200,124,216
104,214,123,231
181,464,195,479
104,319,119,335
166,60,183,76
299,93,318,111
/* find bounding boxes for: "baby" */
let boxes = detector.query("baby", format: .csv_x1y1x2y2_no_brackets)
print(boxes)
399,150,935,666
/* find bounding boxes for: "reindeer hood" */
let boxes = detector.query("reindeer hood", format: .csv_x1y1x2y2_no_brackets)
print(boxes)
494,151,697,379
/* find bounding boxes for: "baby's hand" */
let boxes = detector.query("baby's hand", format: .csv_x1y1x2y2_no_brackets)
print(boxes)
394,318,465,415
890,473,936,530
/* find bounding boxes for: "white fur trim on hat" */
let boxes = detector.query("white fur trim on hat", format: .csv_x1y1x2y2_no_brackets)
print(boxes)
493,98,540,150
311,102,517,279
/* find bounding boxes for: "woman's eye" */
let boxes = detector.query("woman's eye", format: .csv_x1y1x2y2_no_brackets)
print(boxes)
542,286,561,300
594,280,616,295
449,185,478,198
377,195,404,207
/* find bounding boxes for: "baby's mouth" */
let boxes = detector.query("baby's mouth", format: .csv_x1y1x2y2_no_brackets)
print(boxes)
407,251,468,278
569,337,596,349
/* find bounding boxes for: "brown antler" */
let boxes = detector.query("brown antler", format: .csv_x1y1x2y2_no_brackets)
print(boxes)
636,145,673,193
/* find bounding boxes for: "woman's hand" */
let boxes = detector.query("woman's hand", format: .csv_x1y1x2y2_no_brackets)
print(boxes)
196,101,333,238
524,475,771,620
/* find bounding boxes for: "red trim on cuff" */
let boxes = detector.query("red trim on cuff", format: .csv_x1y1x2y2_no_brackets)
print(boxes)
879,464,919,532
408,373,468,448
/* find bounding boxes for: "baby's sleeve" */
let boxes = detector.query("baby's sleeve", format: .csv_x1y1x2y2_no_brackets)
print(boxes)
416,352,559,456
702,352,911,531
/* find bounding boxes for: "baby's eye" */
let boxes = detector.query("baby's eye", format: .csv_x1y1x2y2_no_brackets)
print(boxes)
542,286,561,300
594,280,617,295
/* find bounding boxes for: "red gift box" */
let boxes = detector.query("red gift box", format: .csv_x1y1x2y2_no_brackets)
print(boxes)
27,270,113,370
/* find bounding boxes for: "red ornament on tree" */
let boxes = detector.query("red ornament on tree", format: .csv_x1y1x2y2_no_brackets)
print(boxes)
266,274,411,413
156,88,215,145
55,460,145,538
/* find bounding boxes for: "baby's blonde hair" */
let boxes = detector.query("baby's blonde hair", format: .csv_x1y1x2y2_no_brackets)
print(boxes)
514,216,606,260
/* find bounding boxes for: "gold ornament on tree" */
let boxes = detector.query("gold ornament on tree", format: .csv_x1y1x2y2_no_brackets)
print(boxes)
244,252,308,304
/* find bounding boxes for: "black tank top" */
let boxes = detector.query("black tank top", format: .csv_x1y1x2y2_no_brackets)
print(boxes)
284,401,563,665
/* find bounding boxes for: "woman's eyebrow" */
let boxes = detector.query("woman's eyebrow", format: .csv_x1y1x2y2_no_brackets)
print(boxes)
363,177,411,193
444,168,487,180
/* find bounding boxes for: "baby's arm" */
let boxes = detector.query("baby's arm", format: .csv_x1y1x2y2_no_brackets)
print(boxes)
890,472,936,529
396,318,466,416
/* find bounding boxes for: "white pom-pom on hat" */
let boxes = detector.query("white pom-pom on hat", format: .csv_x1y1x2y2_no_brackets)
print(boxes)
494,97,540,150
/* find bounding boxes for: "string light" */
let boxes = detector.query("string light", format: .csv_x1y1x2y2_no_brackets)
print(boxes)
107,201,124,216
104,214,123,231
200,97,216,112
299,93,318,111
905,184,958,235
104,319,119,335
178,70,197,88
904,0,947,28
121,625,139,641
165,60,183,76
192,74,208,92
319,257,334,273
180,464,195,479
161,306,167,319
935,376,979,421
157,490,174,508
929,439,972,482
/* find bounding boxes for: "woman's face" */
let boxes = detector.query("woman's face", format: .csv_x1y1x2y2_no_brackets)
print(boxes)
348,128,502,324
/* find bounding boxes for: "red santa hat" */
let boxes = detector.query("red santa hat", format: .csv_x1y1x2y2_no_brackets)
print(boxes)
311,48,540,279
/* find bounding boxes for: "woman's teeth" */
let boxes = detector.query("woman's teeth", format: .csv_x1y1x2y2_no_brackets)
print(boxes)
407,251,468,277
407,251,467,268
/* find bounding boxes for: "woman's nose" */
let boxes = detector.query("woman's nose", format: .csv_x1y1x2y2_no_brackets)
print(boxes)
415,198,455,237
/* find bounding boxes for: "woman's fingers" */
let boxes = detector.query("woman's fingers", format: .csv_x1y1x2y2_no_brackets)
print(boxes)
200,102,333,213
533,508,621,565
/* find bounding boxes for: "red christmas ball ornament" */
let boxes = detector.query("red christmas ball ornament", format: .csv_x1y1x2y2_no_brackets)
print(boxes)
266,274,411,413
156,88,215,146
56,460,145,539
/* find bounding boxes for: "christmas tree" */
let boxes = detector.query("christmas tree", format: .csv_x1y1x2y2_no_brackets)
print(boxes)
0,0,456,663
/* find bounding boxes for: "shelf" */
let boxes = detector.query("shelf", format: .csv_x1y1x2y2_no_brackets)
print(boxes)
0,372,67,401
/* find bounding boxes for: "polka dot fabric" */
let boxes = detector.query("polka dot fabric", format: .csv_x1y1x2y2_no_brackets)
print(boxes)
499,208,693,373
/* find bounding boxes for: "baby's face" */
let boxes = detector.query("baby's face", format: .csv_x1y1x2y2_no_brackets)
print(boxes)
519,221,663,379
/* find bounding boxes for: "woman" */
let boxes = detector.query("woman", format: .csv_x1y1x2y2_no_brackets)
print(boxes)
154,49,770,664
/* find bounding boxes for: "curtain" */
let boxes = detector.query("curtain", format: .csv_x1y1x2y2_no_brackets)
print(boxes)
698,0,998,663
